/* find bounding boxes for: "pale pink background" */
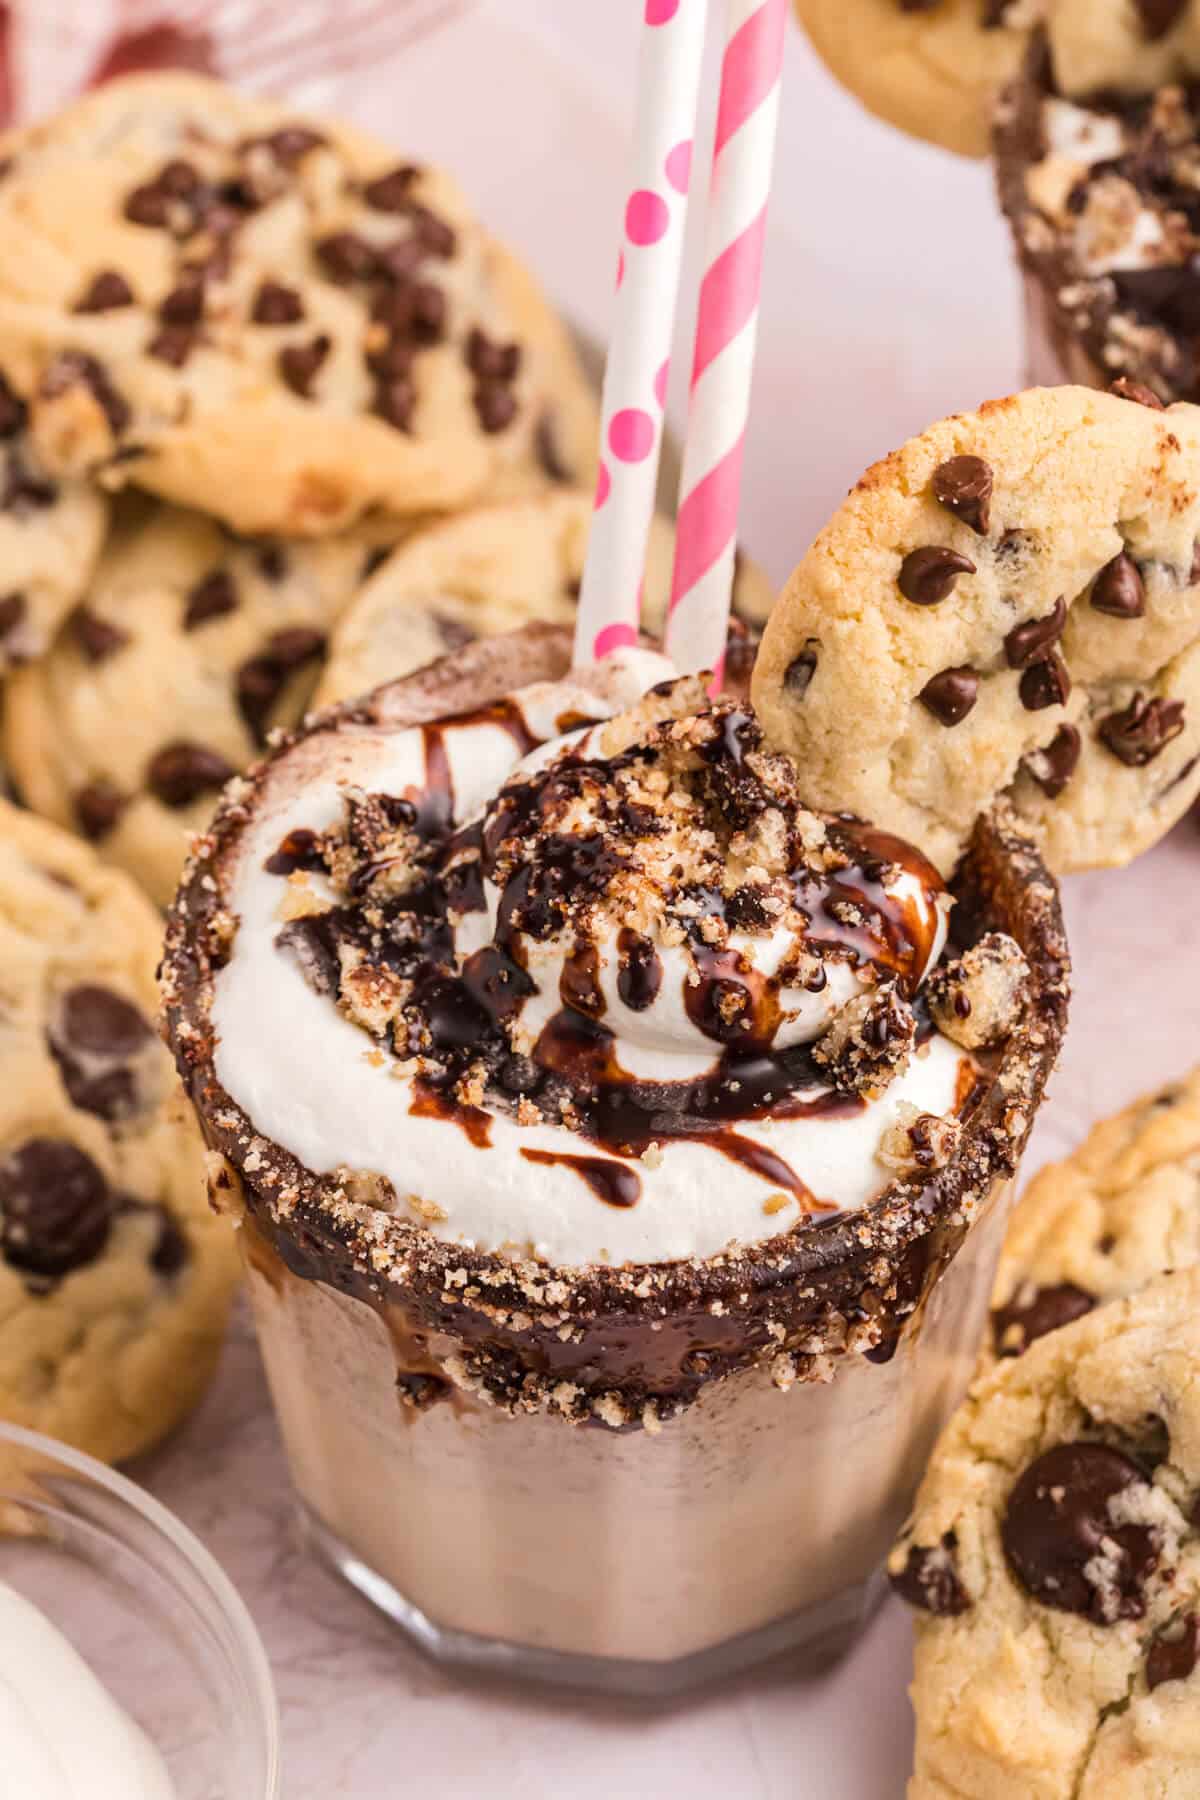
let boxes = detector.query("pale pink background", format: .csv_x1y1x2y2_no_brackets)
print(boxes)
25,3,1196,1793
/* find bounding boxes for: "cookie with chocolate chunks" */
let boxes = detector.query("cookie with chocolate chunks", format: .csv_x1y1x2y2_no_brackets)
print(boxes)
791,0,1035,158
752,385,1200,876
891,1269,1200,1798
5,498,401,906
982,1065,1200,1371
0,799,237,1464
316,490,775,710
0,364,107,671
0,72,597,535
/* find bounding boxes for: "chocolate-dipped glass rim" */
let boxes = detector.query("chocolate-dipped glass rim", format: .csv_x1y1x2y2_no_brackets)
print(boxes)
162,623,1069,1417
993,35,1197,401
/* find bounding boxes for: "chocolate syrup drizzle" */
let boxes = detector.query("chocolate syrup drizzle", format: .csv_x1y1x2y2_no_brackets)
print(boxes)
264,692,950,1220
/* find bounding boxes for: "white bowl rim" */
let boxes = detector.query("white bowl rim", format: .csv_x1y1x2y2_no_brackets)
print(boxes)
0,1418,280,1797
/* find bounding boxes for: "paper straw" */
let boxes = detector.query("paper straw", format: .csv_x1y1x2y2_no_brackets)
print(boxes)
665,0,787,684
573,0,709,668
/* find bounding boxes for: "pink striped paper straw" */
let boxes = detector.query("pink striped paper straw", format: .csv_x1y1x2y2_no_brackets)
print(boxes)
666,0,787,684
573,0,708,668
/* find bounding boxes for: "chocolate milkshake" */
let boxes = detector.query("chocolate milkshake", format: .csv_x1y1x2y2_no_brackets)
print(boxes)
163,624,1066,1692
995,33,1200,401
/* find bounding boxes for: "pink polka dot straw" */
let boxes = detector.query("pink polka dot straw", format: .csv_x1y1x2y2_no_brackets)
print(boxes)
572,0,709,668
667,0,788,685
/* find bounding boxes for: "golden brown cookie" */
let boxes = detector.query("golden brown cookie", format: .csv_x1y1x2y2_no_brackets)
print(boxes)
0,73,596,535
983,1068,1200,1367
752,384,1200,875
892,1269,1200,1798
4,497,399,907
315,489,775,707
0,800,238,1463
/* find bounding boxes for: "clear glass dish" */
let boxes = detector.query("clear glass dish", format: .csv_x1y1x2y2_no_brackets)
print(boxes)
0,1421,279,1798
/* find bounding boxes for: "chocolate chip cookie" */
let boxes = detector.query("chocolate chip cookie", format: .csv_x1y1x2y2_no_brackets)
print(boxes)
892,1268,1200,1798
0,365,106,670
0,72,597,535
4,497,396,906
752,384,1200,876
984,1068,1200,1368
795,0,1195,161
792,0,1034,159
0,799,238,1464
315,489,774,708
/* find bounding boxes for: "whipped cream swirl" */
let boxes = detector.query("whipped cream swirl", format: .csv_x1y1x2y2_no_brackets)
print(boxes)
213,652,973,1265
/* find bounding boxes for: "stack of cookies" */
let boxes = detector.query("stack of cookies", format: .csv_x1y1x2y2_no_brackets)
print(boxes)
0,70,766,1466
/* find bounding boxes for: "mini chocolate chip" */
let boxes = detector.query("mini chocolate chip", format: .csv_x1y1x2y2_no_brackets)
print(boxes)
74,270,135,313
466,329,521,383
919,666,979,726
375,237,428,285
1091,552,1145,619
1023,723,1082,798
2,449,55,514
474,381,518,433
184,569,237,630
535,413,571,483
147,325,197,367
236,627,327,744
0,370,26,437
1005,596,1067,669
932,455,993,535
278,334,331,398
49,984,154,1121
898,545,976,605
70,606,128,663
1109,377,1165,409
158,158,201,197
159,277,205,327
1100,694,1186,765
366,332,415,380
123,183,172,228
1019,652,1071,711
991,1282,1095,1357
0,1139,114,1279
257,545,288,582
40,352,130,437
146,741,235,808
259,126,327,165
408,283,446,343
1002,1442,1159,1622
363,165,419,211
890,1534,971,1617
1134,0,1186,39
251,280,304,325
1148,1614,1200,1689
373,376,415,432
396,1370,449,1408
315,232,378,283
0,593,24,643
784,641,820,699
410,205,456,258
150,1209,189,1278
74,780,126,841
264,827,326,876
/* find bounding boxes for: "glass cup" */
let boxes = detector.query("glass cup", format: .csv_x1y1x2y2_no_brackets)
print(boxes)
164,632,1068,1697
0,1421,280,1798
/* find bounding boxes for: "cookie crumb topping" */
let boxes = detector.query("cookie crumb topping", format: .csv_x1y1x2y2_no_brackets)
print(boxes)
927,931,1031,1050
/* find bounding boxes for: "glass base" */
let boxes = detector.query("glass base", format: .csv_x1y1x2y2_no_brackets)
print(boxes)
298,1500,886,1698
